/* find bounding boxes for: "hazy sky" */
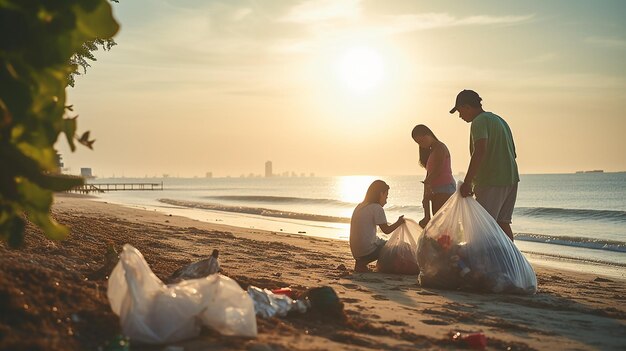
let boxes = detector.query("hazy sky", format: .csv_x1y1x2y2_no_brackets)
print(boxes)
59,0,626,177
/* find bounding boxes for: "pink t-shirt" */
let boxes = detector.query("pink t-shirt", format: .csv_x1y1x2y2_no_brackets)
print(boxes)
426,150,454,187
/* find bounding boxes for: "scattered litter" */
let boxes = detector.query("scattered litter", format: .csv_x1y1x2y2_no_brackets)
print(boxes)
248,286,308,318
87,243,119,281
594,277,613,283
167,249,221,283
452,331,487,349
99,335,130,351
271,287,294,298
301,286,345,320
108,244,257,344
163,347,184,351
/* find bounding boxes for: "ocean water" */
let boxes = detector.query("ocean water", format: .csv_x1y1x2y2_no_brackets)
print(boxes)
88,173,626,278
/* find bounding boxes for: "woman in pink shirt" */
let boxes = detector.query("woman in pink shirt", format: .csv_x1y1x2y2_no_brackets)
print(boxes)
411,125,456,228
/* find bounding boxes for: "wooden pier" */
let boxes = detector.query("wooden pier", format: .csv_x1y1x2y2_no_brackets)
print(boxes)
70,182,163,194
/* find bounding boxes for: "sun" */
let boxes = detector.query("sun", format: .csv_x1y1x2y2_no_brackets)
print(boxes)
335,47,386,94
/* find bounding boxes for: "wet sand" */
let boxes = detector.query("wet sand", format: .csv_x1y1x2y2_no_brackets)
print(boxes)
0,194,624,350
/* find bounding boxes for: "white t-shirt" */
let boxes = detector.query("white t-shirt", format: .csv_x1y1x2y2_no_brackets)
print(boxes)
349,202,387,258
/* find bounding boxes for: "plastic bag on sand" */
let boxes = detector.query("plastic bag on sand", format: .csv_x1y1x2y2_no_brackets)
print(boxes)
417,182,537,294
376,219,422,274
107,244,257,344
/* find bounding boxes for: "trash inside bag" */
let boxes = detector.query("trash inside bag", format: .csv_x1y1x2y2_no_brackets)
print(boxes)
247,286,308,318
417,182,537,294
376,219,422,274
107,244,257,344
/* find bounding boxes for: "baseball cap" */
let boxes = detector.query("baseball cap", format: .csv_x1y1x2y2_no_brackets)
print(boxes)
449,89,482,114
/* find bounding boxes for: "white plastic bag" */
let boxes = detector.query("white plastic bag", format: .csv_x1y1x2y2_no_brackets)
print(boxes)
417,182,537,294
107,244,257,344
376,219,422,274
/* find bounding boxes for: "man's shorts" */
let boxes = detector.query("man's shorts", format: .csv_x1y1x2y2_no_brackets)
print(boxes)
474,183,518,224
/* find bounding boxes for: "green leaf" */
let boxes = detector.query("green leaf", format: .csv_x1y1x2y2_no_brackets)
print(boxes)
16,178,52,212
74,1,119,40
62,116,78,151
0,0,118,246
28,211,69,241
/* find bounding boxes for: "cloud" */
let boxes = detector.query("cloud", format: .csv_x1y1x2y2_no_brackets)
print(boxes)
586,36,626,49
523,53,557,64
280,0,361,23
377,13,534,34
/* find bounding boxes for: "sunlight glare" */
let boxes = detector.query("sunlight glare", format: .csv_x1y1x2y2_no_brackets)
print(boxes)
337,175,377,204
335,47,386,94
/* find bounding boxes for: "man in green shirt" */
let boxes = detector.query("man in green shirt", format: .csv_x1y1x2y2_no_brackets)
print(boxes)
449,90,519,241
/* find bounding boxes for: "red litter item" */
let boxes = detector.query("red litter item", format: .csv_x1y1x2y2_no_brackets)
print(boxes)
271,288,294,298
463,332,487,349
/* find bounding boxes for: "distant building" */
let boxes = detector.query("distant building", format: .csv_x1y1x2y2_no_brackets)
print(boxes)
54,153,64,173
265,161,273,178
80,167,94,179
206,172,213,178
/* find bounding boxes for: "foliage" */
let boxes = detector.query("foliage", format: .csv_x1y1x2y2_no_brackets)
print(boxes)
0,0,119,247
68,37,117,87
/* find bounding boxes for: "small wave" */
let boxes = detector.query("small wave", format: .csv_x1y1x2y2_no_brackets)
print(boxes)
515,207,626,222
202,195,355,207
521,250,626,268
159,199,350,223
515,233,626,253
386,205,423,213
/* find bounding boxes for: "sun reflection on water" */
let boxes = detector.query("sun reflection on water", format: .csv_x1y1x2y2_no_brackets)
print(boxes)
336,175,378,205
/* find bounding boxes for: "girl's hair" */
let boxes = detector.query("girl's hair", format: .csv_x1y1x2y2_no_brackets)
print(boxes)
411,124,439,168
362,180,390,204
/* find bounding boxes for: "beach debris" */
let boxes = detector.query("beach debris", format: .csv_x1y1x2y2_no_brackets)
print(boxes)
87,243,119,281
451,331,487,349
248,343,276,351
336,264,347,271
272,272,282,277
271,287,295,298
376,219,421,275
163,347,185,351
108,244,257,344
301,286,345,320
248,286,308,318
99,334,130,351
594,277,613,283
417,183,537,294
167,249,221,283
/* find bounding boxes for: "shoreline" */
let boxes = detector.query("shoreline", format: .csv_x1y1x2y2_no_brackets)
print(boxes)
90,193,626,280
2,194,624,350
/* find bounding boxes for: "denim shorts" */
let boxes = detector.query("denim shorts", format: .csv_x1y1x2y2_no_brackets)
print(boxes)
356,240,387,264
431,183,456,195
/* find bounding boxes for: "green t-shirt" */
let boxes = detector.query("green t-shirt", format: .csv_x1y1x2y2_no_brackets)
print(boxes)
470,112,520,186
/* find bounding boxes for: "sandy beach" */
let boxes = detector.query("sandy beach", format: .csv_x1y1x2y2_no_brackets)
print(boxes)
0,194,624,351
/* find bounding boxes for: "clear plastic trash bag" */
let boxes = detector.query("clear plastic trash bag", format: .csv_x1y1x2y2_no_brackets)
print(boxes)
376,218,422,274
107,244,257,344
417,182,537,294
